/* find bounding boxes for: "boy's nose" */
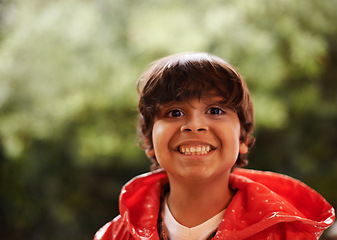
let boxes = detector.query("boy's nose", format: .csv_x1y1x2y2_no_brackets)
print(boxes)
180,113,209,133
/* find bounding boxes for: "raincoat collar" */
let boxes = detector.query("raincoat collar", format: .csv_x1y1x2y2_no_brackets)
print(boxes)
119,168,335,239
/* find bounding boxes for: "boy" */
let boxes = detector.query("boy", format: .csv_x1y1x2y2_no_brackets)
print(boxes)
94,52,335,240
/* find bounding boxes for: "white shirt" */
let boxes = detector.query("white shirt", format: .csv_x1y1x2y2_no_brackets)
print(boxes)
163,197,225,240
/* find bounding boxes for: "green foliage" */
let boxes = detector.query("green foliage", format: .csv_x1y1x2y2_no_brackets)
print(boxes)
0,0,336,239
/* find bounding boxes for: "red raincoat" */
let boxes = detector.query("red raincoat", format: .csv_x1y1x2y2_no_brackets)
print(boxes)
94,168,335,240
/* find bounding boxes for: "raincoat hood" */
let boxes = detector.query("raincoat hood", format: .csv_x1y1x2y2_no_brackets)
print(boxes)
94,168,335,240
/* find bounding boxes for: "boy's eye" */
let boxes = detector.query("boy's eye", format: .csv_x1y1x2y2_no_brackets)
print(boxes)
207,107,225,115
167,109,184,118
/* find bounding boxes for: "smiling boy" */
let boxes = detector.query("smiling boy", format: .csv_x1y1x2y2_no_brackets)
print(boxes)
152,96,245,230
94,52,334,240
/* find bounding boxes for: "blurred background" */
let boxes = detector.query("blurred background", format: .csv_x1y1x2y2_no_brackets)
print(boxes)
0,0,336,239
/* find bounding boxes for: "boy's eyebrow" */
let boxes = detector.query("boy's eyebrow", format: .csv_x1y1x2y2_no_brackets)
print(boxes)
203,96,228,105
159,97,229,106
158,102,179,108
156,102,182,114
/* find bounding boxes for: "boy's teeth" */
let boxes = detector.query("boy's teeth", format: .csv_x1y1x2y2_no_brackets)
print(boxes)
179,145,212,155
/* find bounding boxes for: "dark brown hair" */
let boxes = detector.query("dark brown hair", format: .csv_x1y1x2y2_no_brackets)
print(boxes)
137,52,255,170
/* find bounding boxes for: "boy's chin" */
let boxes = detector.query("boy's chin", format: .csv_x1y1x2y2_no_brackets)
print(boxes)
172,167,232,183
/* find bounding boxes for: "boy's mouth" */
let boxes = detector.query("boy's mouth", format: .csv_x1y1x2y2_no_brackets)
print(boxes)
178,144,214,156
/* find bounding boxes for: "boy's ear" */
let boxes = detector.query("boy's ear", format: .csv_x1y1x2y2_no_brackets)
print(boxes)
146,148,155,158
239,140,248,154
144,139,155,158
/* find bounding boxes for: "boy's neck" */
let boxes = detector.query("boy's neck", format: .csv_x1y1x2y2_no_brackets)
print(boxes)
166,173,234,228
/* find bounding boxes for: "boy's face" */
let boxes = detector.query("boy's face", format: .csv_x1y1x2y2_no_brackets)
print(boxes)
151,95,248,183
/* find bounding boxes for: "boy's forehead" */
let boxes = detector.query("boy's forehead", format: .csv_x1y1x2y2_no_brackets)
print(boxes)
160,94,227,107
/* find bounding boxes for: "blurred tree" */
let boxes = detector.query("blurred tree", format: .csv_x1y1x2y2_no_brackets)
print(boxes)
0,0,336,239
